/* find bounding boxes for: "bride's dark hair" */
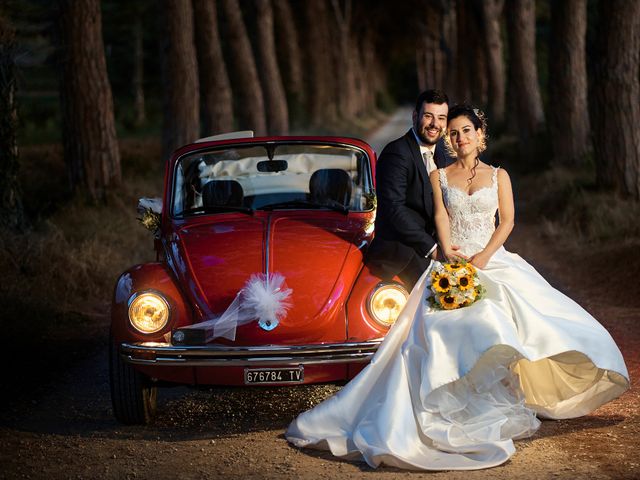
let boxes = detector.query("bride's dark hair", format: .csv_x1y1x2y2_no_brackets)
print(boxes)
444,104,489,184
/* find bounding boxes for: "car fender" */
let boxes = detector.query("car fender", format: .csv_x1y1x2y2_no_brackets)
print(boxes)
346,264,393,341
111,262,192,344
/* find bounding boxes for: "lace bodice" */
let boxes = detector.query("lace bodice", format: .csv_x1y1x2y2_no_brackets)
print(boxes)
438,167,499,256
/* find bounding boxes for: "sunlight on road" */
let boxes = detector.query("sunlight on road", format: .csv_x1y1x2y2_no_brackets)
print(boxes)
366,107,412,155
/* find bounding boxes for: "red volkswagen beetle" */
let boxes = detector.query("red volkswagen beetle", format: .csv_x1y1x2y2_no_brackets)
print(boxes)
110,133,410,424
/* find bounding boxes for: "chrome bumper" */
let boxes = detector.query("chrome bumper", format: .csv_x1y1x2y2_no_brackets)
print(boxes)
121,339,383,367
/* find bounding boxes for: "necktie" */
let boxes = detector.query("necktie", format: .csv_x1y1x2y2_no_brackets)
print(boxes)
422,150,434,174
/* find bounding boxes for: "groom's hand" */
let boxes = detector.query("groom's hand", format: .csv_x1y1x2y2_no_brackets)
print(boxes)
445,245,469,262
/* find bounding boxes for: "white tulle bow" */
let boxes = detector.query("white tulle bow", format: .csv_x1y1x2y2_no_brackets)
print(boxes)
181,273,292,342
243,273,292,331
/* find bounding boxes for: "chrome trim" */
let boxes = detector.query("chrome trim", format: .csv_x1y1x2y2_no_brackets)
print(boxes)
195,131,254,143
120,339,383,367
264,213,271,275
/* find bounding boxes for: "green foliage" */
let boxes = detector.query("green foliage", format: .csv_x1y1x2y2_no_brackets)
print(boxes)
549,189,640,244
521,164,640,245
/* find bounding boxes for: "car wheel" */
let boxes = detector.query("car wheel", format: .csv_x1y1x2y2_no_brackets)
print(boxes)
109,337,157,425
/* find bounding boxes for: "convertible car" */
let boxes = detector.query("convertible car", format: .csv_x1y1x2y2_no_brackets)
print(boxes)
110,132,409,424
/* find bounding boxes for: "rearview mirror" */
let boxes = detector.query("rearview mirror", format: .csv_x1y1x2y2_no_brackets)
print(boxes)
257,160,288,173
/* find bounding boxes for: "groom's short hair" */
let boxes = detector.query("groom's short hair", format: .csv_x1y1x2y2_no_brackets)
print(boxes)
415,89,449,113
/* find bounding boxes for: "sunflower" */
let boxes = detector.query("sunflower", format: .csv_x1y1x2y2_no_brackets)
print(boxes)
432,273,452,293
457,274,474,291
444,261,464,273
439,294,459,310
427,259,484,311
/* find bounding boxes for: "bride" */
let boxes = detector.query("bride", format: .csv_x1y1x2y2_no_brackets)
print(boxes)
285,104,630,470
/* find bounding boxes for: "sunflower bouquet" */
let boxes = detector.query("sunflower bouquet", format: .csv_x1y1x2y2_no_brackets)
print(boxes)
427,259,485,310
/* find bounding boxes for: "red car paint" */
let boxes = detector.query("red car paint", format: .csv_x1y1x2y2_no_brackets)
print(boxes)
111,136,399,389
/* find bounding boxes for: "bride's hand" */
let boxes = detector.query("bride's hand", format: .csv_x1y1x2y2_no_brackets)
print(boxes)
443,245,468,262
469,251,490,269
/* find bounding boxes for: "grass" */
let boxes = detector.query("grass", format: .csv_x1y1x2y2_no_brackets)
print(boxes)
518,164,640,247
0,138,163,343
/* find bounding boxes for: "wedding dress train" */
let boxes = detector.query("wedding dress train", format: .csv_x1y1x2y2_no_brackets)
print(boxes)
285,168,629,470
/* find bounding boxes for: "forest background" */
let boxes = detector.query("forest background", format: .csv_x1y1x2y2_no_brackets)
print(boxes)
0,0,639,386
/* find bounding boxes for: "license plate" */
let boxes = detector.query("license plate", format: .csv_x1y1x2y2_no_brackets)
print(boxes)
244,366,304,385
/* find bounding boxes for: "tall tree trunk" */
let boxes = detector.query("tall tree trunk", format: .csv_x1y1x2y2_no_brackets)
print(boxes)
461,1,488,106
423,40,434,87
591,0,640,198
549,0,590,164
351,2,382,114
441,4,456,93
220,0,267,135
160,0,200,161
416,46,427,91
330,0,357,119
272,0,304,124
506,0,545,157
478,0,505,126
360,26,379,113
58,0,121,202
426,5,445,89
193,0,234,135
350,35,367,115
132,16,146,127
255,0,289,134
455,0,472,102
304,0,336,126
471,33,488,106
0,15,24,229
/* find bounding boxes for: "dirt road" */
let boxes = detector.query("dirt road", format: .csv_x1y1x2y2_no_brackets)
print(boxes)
1,112,638,479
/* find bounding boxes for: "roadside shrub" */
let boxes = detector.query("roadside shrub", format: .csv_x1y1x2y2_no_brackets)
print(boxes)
521,165,640,245
0,139,162,334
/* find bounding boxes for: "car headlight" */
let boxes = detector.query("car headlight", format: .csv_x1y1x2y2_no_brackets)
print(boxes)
128,292,170,334
367,283,409,327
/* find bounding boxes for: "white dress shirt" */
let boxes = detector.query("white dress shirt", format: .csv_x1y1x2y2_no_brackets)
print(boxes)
412,128,437,174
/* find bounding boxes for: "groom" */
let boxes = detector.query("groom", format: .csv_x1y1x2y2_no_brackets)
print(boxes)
367,89,453,288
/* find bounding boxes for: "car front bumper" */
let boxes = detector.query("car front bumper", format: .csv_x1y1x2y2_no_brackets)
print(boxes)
120,339,383,367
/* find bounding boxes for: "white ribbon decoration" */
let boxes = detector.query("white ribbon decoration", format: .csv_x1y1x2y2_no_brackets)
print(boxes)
181,272,292,342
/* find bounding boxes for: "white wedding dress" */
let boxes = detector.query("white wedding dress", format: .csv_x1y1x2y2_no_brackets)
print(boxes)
285,167,630,470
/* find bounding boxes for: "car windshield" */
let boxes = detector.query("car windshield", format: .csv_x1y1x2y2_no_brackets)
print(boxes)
172,143,374,217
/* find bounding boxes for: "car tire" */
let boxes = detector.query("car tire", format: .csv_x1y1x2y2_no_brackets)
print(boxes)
109,337,157,425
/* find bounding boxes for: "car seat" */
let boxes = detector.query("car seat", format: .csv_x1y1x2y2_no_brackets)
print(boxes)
309,169,352,207
202,179,244,207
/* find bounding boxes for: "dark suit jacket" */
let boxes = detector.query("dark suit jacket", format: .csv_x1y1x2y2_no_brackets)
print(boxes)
367,129,454,279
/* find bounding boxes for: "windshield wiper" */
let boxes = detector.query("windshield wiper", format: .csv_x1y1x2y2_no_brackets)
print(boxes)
259,200,348,215
179,205,254,216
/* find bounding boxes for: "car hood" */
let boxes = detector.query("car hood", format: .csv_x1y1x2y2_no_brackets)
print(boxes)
168,213,370,344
